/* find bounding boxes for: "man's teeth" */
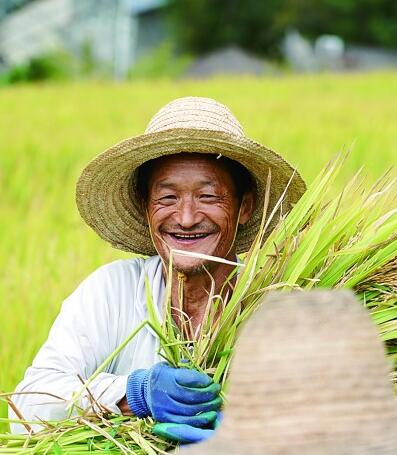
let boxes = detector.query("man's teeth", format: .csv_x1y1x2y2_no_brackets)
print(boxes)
172,233,208,239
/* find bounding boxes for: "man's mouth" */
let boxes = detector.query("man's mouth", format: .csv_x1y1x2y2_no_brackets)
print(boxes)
164,232,212,244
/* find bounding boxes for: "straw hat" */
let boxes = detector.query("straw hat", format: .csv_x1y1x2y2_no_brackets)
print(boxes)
76,97,306,255
182,290,397,454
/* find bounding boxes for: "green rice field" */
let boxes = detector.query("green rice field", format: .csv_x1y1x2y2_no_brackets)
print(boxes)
1,73,397,432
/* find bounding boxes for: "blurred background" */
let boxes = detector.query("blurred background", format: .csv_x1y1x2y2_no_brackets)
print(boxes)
1,0,397,82
1,0,397,432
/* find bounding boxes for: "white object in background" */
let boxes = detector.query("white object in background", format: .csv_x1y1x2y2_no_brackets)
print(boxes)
282,29,318,73
315,35,345,71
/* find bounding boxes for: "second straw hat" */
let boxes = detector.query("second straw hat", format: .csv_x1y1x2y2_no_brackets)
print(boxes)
182,290,397,454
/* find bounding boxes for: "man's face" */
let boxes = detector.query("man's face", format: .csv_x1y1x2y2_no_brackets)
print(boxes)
144,154,254,274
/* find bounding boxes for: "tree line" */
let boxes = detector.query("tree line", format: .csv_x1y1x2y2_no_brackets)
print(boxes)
168,0,397,56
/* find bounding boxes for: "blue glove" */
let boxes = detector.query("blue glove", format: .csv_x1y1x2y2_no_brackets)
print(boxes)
126,362,221,427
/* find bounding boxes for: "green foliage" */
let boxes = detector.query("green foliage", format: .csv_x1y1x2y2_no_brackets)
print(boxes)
0,51,77,84
0,74,397,435
128,42,192,80
167,0,283,56
168,0,397,56
0,44,110,86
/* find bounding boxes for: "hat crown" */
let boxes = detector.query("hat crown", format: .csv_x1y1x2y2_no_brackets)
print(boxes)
145,96,245,137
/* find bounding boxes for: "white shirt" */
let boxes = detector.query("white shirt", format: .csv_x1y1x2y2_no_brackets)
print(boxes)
10,256,165,434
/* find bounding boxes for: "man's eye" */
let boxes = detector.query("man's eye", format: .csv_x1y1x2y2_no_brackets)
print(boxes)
159,195,177,202
200,194,217,200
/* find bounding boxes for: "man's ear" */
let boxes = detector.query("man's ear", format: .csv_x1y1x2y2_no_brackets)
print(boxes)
239,191,255,225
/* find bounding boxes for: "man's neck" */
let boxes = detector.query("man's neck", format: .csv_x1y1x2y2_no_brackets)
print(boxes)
165,258,237,338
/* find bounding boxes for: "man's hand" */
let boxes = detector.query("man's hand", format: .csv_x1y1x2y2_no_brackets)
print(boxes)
125,362,221,427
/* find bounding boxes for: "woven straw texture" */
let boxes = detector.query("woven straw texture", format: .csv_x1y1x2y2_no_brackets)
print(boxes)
76,97,306,255
182,291,397,455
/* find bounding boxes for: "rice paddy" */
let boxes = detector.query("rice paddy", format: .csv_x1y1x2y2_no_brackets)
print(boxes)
1,72,397,436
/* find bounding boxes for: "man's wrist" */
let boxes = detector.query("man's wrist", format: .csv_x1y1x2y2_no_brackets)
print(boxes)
126,369,151,418
117,395,133,415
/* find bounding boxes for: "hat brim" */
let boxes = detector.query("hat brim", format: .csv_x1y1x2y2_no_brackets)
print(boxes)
76,128,306,255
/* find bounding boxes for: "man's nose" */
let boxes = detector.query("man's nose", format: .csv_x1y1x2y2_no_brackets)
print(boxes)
175,198,203,228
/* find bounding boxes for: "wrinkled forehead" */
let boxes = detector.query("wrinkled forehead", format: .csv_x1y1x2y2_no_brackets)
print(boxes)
149,153,235,190
151,153,227,176
152,152,222,168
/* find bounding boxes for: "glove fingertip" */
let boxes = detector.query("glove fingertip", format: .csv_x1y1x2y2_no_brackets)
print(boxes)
214,411,223,429
175,368,212,387
153,423,215,444
152,422,169,437
213,382,221,393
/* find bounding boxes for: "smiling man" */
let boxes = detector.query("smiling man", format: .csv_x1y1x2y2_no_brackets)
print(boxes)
10,97,305,442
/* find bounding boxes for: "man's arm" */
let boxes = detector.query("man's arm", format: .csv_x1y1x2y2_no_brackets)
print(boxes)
10,260,221,444
9,264,129,433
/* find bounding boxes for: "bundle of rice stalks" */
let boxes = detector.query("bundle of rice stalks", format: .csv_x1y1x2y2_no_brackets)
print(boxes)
193,154,397,386
0,413,173,454
1,154,396,453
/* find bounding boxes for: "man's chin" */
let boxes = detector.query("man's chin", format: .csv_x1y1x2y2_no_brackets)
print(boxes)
172,259,209,276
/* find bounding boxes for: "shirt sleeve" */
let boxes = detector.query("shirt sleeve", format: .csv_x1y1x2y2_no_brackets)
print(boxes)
9,263,131,434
